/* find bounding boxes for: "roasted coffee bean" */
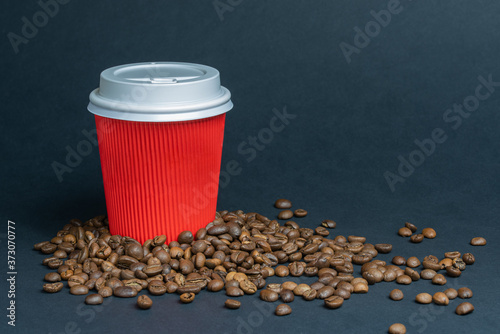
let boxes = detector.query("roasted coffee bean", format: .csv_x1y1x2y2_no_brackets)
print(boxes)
288,262,305,276
439,258,453,267
294,209,307,218
392,256,406,266
405,222,417,233
422,228,436,239
398,227,412,237
70,285,89,295
453,258,466,271
98,286,113,298
353,282,369,293
410,234,424,243
43,282,63,293
321,220,336,229
137,295,153,309
462,253,475,265
278,210,293,220
432,274,447,285
44,272,61,282
280,289,294,303
433,292,449,305
34,241,50,250
416,293,432,304
274,199,292,209
420,269,437,280
275,265,289,277
225,299,241,309
41,243,58,254
293,284,311,296
363,268,383,284
166,281,179,294
302,288,318,301
422,260,442,271
240,279,257,294
352,254,372,265
177,231,193,244
444,288,458,300
260,289,279,302
317,286,335,299
207,279,224,292
374,244,392,254
114,286,138,298
456,302,474,315
177,292,194,303
470,237,486,246
333,288,351,300
404,267,420,281
281,281,297,291
315,226,329,236
148,280,167,296
388,323,407,334
445,265,461,278
85,294,104,305
457,287,473,299
324,295,344,309
176,284,201,295
396,275,412,285
406,257,421,268
271,304,291,318
226,286,244,297
390,289,404,301
444,251,461,259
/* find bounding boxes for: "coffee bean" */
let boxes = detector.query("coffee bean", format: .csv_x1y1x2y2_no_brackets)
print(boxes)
176,284,201,295
422,228,436,239
274,199,292,209
275,304,292,316
321,220,336,229
405,222,417,233
374,244,392,254
390,289,404,301
148,280,167,296
363,268,384,284
180,292,195,303
226,286,244,297
260,289,279,302
383,270,397,282
453,258,466,271
388,323,407,334
462,253,475,265
353,282,369,293
294,209,307,218
392,256,406,266
98,286,113,298
470,237,486,246
422,260,442,271
432,274,447,285
240,279,257,294
420,269,437,280
85,294,103,305
41,243,58,254
433,292,449,305
166,281,179,294
445,265,461,277
34,241,50,250
398,227,412,237
333,288,351,300
406,257,421,268
302,288,318,301
456,302,474,315
278,210,293,220
317,286,335,299
275,265,289,277
439,258,453,267
44,272,61,282
293,284,311,296
324,295,344,309
225,299,241,309
70,285,89,295
404,267,420,281
137,295,153,309
114,286,138,298
444,251,461,259
416,293,432,304
410,234,424,243
43,282,63,293
457,287,473,299
315,226,329,236
280,289,294,303
396,275,412,285
208,279,224,292
178,231,193,244
282,281,297,291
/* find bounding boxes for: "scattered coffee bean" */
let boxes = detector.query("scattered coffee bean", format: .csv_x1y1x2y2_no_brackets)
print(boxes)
180,292,195,303
374,244,392,254
462,253,475,265
85,294,103,305
278,210,293,220
294,209,308,218
410,234,424,243
321,220,336,229
445,265,461,278
302,288,318,301
420,269,437,280
275,303,292,316
406,257,421,268
388,323,407,334
470,237,486,246
422,228,436,239
396,275,412,285
43,282,63,293
416,293,432,304
70,285,89,295
353,282,369,294
324,295,344,309
177,231,193,244
433,292,449,305
98,286,113,298
225,299,241,309
456,302,474,315
457,287,473,299
444,288,458,300
390,289,404,301
453,258,466,271
439,258,453,267
44,272,61,282
260,289,279,302
280,289,294,303
432,274,447,285
392,256,406,266
405,222,417,232
444,251,461,259
114,286,137,298
137,295,153,309
274,198,292,209
275,265,289,277
398,227,412,237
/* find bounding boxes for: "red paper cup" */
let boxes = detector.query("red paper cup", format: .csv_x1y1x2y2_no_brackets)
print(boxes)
88,62,233,243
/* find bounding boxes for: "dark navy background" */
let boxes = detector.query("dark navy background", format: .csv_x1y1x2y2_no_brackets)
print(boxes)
1,0,499,333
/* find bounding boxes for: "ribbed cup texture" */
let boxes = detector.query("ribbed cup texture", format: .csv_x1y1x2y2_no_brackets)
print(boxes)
94,114,226,244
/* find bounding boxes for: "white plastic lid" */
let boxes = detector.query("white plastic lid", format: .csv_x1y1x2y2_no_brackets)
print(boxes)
87,62,233,122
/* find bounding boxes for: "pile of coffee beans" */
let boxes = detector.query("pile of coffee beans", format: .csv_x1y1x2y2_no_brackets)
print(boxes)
34,199,486,331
